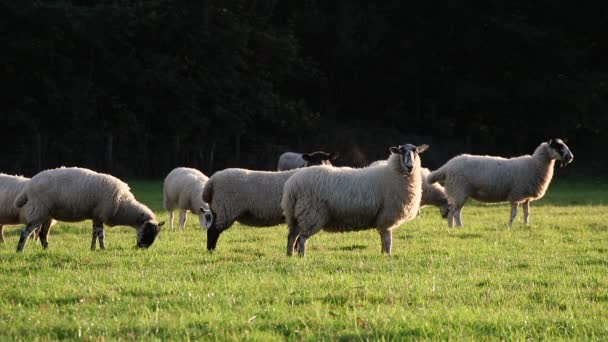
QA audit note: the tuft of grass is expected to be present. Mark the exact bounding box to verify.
[0,178,607,340]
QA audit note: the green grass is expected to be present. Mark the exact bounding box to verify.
[1,177,607,341]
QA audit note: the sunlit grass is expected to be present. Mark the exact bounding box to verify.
[0,177,607,340]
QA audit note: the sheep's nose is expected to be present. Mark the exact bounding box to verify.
[406,165,414,173]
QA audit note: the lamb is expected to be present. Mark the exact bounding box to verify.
[13,167,164,252]
[427,139,574,228]
[163,167,210,231]
[0,174,55,244]
[281,143,428,256]
[277,151,339,171]
[369,161,449,218]
[203,152,338,251]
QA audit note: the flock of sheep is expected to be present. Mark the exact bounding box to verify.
[0,139,573,256]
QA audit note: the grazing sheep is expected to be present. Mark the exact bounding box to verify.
[281,143,428,256]
[277,151,339,171]
[369,161,449,218]
[427,139,574,227]
[14,167,164,252]
[0,174,55,243]
[203,152,338,251]
[163,167,210,231]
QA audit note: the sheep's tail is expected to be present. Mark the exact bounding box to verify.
[202,178,214,204]
[427,167,446,184]
[14,191,28,208]
[280,183,298,228]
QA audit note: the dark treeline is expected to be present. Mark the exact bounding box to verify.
[1,0,606,178]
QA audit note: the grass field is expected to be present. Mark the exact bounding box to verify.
[0,177,607,341]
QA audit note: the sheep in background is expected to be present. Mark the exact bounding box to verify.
[369,161,449,218]
[0,174,55,244]
[203,152,338,251]
[14,167,164,252]
[163,167,210,231]
[277,151,339,171]
[427,139,574,227]
[281,143,428,256]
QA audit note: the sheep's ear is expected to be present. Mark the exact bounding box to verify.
[389,146,400,154]
[417,144,429,153]
[301,154,312,162]
[157,221,165,227]
[329,152,339,160]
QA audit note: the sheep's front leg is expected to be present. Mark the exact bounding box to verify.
[379,230,392,255]
[297,234,309,257]
[508,202,518,227]
[454,206,464,227]
[38,219,54,249]
[179,210,188,230]
[447,207,455,228]
[286,228,300,256]
[522,200,530,225]
[16,223,40,252]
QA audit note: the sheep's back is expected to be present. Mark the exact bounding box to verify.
[164,168,208,210]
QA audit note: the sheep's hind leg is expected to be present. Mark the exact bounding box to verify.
[286,227,300,257]
[179,210,188,230]
[297,234,309,257]
[522,200,530,225]
[91,220,105,250]
[16,222,42,252]
[379,230,393,255]
[453,206,464,227]
[508,202,518,227]
[38,219,54,249]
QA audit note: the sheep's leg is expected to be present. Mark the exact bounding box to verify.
[0,225,4,243]
[38,219,54,249]
[30,227,40,241]
[16,222,41,252]
[179,210,188,230]
[523,200,530,225]
[379,230,393,255]
[297,234,309,257]
[508,202,518,227]
[168,210,174,231]
[454,206,464,227]
[91,221,105,250]
[447,206,455,228]
[286,228,300,256]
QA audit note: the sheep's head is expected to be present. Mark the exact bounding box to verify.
[199,207,214,230]
[547,139,574,167]
[390,144,429,174]
[136,215,164,248]
[302,151,339,167]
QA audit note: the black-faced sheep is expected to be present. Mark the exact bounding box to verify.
[281,144,428,256]
[427,139,574,227]
[203,152,338,251]
[277,151,339,171]
[14,167,164,252]
[163,167,209,231]
[0,174,55,244]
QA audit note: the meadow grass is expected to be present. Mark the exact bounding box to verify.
[0,177,607,341]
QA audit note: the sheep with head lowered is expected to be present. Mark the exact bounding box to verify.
[203,152,338,251]
[369,161,449,219]
[277,151,339,171]
[14,167,164,252]
[427,139,574,227]
[0,174,55,244]
[281,143,428,256]
[163,167,210,231]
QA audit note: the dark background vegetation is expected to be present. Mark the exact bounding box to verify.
[1,0,606,178]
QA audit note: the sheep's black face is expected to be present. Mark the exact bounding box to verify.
[548,139,574,167]
[137,221,164,248]
[301,151,339,167]
[389,144,429,174]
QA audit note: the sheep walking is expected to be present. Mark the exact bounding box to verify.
[427,139,574,227]
[163,167,210,231]
[369,162,449,218]
[14,167,164,252]
[281,144,428,256]
[203,152,337,251]
[0,174,55,244]
[277,151,339,171]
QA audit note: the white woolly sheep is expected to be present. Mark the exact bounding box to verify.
[163,167,210,231]
[14,167,164,252]
[369,161,449,218]
[427,139,574,227]
[281,143,428,256]
[203,152,337,251]
[0,174,55,244]
[277,151,339,171]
